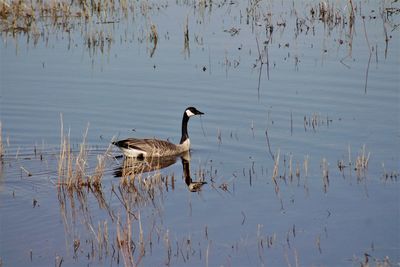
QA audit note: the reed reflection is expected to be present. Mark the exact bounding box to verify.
[181,153,207,192]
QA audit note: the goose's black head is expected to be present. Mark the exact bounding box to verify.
[185,106,204,117]
[180,106,204,144]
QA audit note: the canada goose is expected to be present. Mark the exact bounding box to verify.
[113,107,204,158]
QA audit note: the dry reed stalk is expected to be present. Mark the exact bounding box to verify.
[290,111,293,136]
[149,23,158,57]
[55,255,63,267]
[120,0,128,17]
[348,144,352,166]
[257,224,265,265]
[91,154,106,187]
[265,129,274,160]
[20,165,32,176]
[217,128,222,144]
[251,120,255,138]
[103,220,109,256]
[337,159,345,174]
[355,145,370,178]
[150,23,158,43]
[289,153,293,182]
[116,213,135,267]
[381,163,398,182]
[303,155,310,195]
[73,239,80,257]
[58,117,115,190]
[119,156,149,187]
[0,121,3,160]
[272,149,280,194]
[294,248,299,267]
[73,125,89,186]
[164,229,172,265]
[93,220,111,260]
[316,234,322,254]
[90,142,114,187]
[183,15,190,57]
[58,114,70,186]
[322,157,329,192]
[303,155,309,178]
[138,211,145,258]
[184,14,189,43]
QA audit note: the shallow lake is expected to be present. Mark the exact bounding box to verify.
[1,0,399,266]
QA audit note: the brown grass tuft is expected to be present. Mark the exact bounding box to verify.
[57,115,111,190]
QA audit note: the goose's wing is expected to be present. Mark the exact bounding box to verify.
[113,138,147,151]
[113,138,178,156]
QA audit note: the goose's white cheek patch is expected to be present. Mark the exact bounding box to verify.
[186,109,195,117]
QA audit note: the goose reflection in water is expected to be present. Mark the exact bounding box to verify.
[113,151,207,192]
[181,154,207,192]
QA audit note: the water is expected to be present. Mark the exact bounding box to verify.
[1,1,399,266]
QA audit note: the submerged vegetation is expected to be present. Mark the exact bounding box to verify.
[1,0,399,65]
[0,0,164,57]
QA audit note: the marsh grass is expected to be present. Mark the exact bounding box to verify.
[303,113,332,132]
[56,160,238,267]
[58,183,116,264]
[116,212,137,267]
[0,0,142,57]
[57,116,114,190]
[57,155,167,267]
[3,122,396,267]
[335,144,372,181]
[111,174,171,266]
[2,0,397,74]
[57,121,88,188]
[381,163,399,182]
[355,144,370,179]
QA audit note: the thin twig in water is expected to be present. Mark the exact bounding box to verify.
[255,36,269,101]
[362,17,373,94]
[21,166,32,176]
[265,129,274,161]
[257,63,263,100]
[290,111,293,136]
[199,115,207,138]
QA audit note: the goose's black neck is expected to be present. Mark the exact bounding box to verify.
[180,112,190,144]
